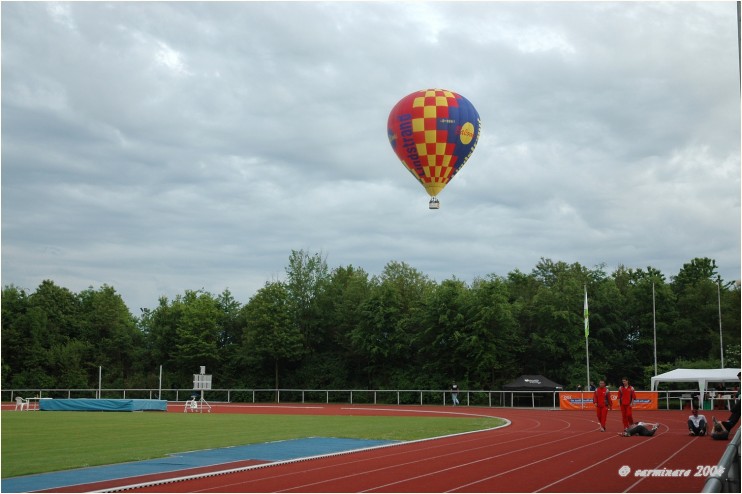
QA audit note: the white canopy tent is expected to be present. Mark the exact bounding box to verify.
[650,368,740,400]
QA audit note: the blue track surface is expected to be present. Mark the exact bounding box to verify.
[2,437,398,493]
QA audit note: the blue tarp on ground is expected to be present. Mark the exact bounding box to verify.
[39,398,167,412]
[1,437,398,493]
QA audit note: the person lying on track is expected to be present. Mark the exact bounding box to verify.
[618,422,659,437]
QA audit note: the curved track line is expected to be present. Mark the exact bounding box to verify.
[367,428,596,493]
[273,418,580,492]
[531,425,672,492]
[620,435,697,493]
[197,429,514,493]
[91,407,727,493]
[98,422,510,493]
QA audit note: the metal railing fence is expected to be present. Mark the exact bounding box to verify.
[702,428,741,493]
[2,387,564,408]
[2,388,728,410]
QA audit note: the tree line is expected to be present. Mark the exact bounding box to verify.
[2,252,740,393]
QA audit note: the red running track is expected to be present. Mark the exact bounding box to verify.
[86,404,736,492]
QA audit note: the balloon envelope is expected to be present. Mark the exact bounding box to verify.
[387,89,481,198]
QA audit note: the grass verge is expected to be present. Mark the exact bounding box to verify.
[1,411,504,478]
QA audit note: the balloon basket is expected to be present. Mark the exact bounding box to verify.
[429,198,440,209]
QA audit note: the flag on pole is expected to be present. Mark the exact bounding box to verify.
[583,287,589,338]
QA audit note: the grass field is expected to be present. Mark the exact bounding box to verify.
[1,411,504,478]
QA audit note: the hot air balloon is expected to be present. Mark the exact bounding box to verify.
[387,88,481,209]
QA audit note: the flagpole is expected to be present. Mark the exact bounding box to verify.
[584,286,590,407]
[584,335,590,411]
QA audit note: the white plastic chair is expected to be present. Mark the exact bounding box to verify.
[15,396,29,411]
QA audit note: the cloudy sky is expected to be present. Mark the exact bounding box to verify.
[2,1,740,313]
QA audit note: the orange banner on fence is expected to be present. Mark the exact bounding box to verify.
[559,391,658,410]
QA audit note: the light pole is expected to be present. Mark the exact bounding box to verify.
[716,277,724,368]
[652,282,657,376]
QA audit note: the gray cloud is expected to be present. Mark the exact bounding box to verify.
[2,1,739,311]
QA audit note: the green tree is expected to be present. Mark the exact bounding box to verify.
[172,290,223,378]
[2,254,739,393]
[526,259,596,385]
[469,275,523,388]
[350,261,434,388]
[139,290,225,388]
[609,266,675,387]
[351,280,402,387]
[29,281,85,387]
[671,258,720,360]
[28,280,83,342]
[78,285,143,387]
[47,340,91,388]
[297,265,371,388]
[672,257,718,291]
[505,269,540,379]
[215,289,246,386]
[1,285,33,387]
[418,278,471,388]
[284,249,329,352]
[139,297,179,386]
[241,281,304,389]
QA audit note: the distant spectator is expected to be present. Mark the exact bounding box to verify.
[451,382,459,406]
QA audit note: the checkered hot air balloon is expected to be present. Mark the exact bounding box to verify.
[387,89,481,209]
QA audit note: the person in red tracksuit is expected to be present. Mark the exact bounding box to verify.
[617,377,637,430]
[593,380,612,431]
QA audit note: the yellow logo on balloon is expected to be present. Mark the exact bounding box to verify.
[459,122,475,145]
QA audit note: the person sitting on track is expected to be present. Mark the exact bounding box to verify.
[716,371,742,433]
[687,409,707,436]
[619,422,659,437]
[710,417,730,440]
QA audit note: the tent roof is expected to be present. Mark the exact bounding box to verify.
[503,374,563,390]
[650,368,740,392]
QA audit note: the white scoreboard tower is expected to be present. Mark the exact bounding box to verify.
[185,366,212,413]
